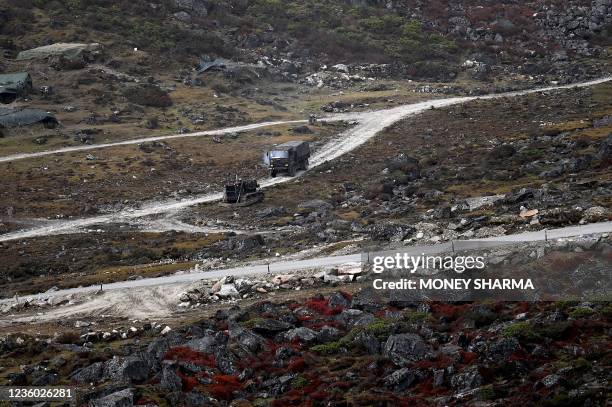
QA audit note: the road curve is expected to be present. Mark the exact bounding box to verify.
[0,76,610,243]
[0,77,609,164]
[2,221,610,304]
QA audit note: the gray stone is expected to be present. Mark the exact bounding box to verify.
[353,331,380,354]
[185,335,216,353]
[316,326,342,343]
[160,366,182,392]
[217,284,240,299]
[103,356,149,383]
[451,366,483,391]
[282,327,318,343]
[229,324,266,353]
[383,368,416,392]
[487,337,520,361]
[252,319,294,335]
[328,292,351,309]
[384,334,432,366]
[89,389,133,407]
[70,362,105,384]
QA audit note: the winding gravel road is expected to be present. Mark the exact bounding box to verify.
[0,76,610,243]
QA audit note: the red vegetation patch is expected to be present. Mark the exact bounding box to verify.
[288,357,306,372]
[272,392,314,407]
[309,390,329,401]
[430,303,471,320]
[513,302,531,314]
[338,291,353,301]
[508,350,529,362]
[205,375,243,400]
[177,370,198,392]
[296,314,314,322]
[415,355,453,370]
[135,397,156,405]
[287,301,301,311]
[163,346,215,367]
[334,381,352,389]
[412,378,448,397]
[460,351,478,364]
[305,298,342,315]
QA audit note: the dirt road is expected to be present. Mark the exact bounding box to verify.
[0,77,610,243]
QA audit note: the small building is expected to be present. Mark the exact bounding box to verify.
[0,72,33,104]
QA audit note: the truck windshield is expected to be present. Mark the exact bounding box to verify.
[269,150,289,159]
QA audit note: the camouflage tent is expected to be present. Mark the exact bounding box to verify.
[0,72,32,104]
[0,107,58,128]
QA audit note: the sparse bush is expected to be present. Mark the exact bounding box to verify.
[123,85,172,108]
[55,331,81,344]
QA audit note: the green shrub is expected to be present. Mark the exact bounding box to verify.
[503,321,538,340]
[365,318,393,337]
[292,376,309,389]
[569,307,595,319]
[311,341,342,355]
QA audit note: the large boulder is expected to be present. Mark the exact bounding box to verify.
[384,334,432,366]
[387,154,421,180]
[450,366,483,392]
[383,368,416,392]
[328,292,351,309]
[486,337,520,361]
[103,356,149,383]
[228,323,267,353]
[298,199,333,212]
[174,0,208,17]
[281,327,318,344]
[353,332,381,354]
[159,366,182,392]
[17,43,101,61]
[350,288,382,313]
[224,234,265,252]
[252,319,294,336]
[335,309,376,328]
[71,362,105,384]
[89,389,133,407]
[368,223,415,242]
[146,332,183,361]
[597,134,612,165]
[185,334,217,353]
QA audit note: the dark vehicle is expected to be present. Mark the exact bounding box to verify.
[266,140,310,177]
[223,176,264,206]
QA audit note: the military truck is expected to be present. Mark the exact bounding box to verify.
[223,176,264,206]
[266,140,310,177]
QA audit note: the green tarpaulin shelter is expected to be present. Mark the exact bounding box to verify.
[0,107,58,128]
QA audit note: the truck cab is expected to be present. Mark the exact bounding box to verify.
[266,141,310,177]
